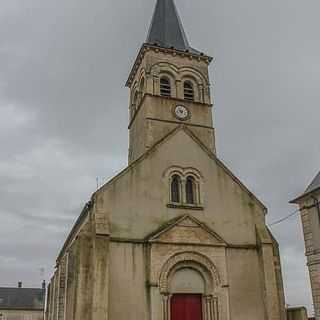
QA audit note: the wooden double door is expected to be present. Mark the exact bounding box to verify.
[170,294,203,320]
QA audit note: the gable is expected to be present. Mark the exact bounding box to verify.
[94,125,266,243]
[147,215,227,246]
[96,125,265,212]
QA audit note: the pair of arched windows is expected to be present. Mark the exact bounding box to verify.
[171,175,198,205]
[160,77,195,101]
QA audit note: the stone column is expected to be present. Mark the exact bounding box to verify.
[213,296,219,320]
[153,75,160,95]
[146,73,153,95]
[203,295,219,320]
[198,84,204,103]
[204,85,211,105]
[176,79,182,99]
[162,294,170,320]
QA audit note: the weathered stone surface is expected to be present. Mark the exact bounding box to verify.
[46,1,287,319]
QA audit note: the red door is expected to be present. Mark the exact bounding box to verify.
[170,294,203,320]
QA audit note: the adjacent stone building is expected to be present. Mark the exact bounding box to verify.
[0,282,45,320]
[291,171,320,320]
[46,0,287,319]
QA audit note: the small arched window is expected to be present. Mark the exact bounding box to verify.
[160,77,171,97]
[171,175,181,203]
[184,81,194,101]
[186,176,196,204]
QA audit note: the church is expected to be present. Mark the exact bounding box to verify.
[46,1,287,319]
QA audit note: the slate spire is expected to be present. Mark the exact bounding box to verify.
[146,0,200,54]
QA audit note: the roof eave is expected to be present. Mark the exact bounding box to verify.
[290,186,320,204]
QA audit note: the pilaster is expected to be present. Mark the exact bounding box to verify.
[260,243,282,320]
[91,234,110,320]
[57,256,67,320]
[91,199,110,320]
[74,232,93,320]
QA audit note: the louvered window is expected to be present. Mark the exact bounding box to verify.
[160,77,171,97]
[184,81,194,101]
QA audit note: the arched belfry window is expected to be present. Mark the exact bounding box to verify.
[186,176,196,204]
[160,77,171,97]
[184,81,194,101]
[171,175,181,203]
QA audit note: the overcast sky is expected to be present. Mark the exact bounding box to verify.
[0,0,318,315]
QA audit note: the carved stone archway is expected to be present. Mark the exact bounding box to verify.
[159,252,220,320]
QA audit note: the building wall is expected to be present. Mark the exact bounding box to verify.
[95,129,283,319]
[0,309,43,320]
[297,193,320,319]
[227,248,266,320]
[108,242,148,320]
[105,236,271,320]
[46,127,286,320]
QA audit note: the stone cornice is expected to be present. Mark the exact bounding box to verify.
[109,237,258,250]
[126,43,213,88]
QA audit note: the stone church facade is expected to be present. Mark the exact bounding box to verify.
[46,0,287,319]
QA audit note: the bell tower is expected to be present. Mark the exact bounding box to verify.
[126,0,215,164]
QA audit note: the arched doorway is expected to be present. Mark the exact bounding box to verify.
[170,268,204,320]
[159,252,220,320]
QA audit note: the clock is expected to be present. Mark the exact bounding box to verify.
[174,105,190,121]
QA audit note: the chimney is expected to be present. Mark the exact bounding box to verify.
[18,282,22,288]
[42,280,46,290]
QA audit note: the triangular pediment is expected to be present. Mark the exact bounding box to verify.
[147,215,227,246]
[96,125,266,213]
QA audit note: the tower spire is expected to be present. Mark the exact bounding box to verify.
[146,0,200,54]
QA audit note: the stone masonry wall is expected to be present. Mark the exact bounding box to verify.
[300,201,320,319]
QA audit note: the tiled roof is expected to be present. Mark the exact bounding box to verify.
[0,287,45,310]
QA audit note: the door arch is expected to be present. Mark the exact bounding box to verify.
[159,252,220,320]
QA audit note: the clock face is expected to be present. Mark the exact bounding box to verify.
[174,105,190,121]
